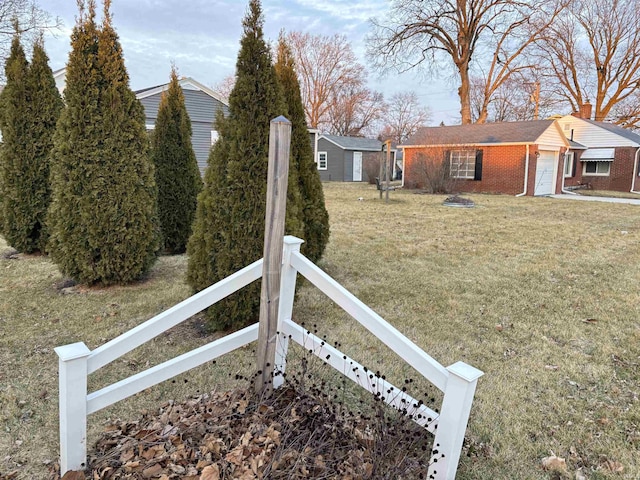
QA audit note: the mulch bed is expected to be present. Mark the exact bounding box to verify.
[50,385,432,480]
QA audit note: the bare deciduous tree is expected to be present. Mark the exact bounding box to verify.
[287,31,385,135]
[470,74,559,122]
[379,91,430,143]
[326,85,386,137]
[212,73,235,100]
[367,0,566,124]
[0,0,60,73]
[536,0,640,124]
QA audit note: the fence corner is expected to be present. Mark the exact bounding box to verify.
[55,342,91,475]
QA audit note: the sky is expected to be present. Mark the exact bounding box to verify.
[43,0,461,126]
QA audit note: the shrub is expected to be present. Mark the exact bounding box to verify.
[187,0,291,331]
[151,66,202,254]
[47,0,158,285]
[412,150,459,194]
[0,33,61,253]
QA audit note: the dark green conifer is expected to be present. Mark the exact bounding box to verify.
[152,66,202,253]
[0,31,41,252]
[187,0,302,331]
[47,0,158,285]
[275,35,330,262]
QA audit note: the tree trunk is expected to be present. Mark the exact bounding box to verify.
[458,62,473,124]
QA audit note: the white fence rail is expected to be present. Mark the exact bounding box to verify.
[56,236,482,479]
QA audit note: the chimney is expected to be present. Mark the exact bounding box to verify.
[580,102,592,120]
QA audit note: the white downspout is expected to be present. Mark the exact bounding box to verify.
[561,151,578,195]
[401,147,405,188]
[631,147,640,194]
[516,144,530,197]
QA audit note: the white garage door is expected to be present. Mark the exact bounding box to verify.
[534,151,556,196]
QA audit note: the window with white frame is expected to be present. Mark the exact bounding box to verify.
[317,151,328,170]
[449,150,476,179]
[564,152,574,177]
[583,161,610,176]
[211,130,219,145]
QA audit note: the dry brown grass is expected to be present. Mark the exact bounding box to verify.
[1,182,640,479]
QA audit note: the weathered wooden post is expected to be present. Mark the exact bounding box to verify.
[385,139,391,204]
[255,116,292,393]
[54,341,91,474]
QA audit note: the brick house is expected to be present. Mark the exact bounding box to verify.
[557,105,640,194]
[400,120,570,196]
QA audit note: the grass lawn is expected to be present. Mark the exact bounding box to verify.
[1,182,639,479]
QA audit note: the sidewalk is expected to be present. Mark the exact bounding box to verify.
[550,194,640,205]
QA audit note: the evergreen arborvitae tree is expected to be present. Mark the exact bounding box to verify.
[187,0,303,331]
[275,35,330,263]
[0,33,32,250]
[48,0,158,285]
[152,66,202,253]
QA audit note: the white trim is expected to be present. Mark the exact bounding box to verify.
[449,150,476,179]
[582,161,610,176]
[317,151,328,170]
[145,124,155,130]
[319,135,381,152]
[631,148,640,193]
[136,77,229,106]
[563,151,574,178]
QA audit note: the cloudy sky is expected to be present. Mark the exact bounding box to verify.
[43,0,460,125]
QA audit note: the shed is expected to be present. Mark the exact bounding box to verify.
[316,134,382,182]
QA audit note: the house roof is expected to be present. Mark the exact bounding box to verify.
[403,120,563,147]
[319,134,382,151]
[582,119,640,145]
[568,139,587,150]
[134,77,228,106]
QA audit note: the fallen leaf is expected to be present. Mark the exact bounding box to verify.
[582,318,597,324]
[61,472,85,480]
[200,465,220,480]
[225,445,244,466]
[142,463,164,478]
[602,459,624,473]
[542,454,567,471]
[545,365,559,371]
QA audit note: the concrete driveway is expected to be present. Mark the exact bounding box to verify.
[550,194,640,205]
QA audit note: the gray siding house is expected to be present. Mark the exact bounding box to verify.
[316,134,382,182]
[136,77,229,174]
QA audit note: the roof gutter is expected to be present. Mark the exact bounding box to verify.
[631,147,640,194]
[515,145,530,197]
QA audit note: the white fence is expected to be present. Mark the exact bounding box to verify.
[55,236,483,479]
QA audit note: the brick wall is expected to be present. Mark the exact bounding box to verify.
[404,145,532,195]
[563,147,637,192]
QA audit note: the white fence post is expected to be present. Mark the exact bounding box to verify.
[273,235,304,388]
[54,342,91,475]
[429,361,484,480]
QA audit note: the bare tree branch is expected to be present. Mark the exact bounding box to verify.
[0,0,61,75]
[536,0,640,124]
[378,91,431,143]
[367,0,566,124]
